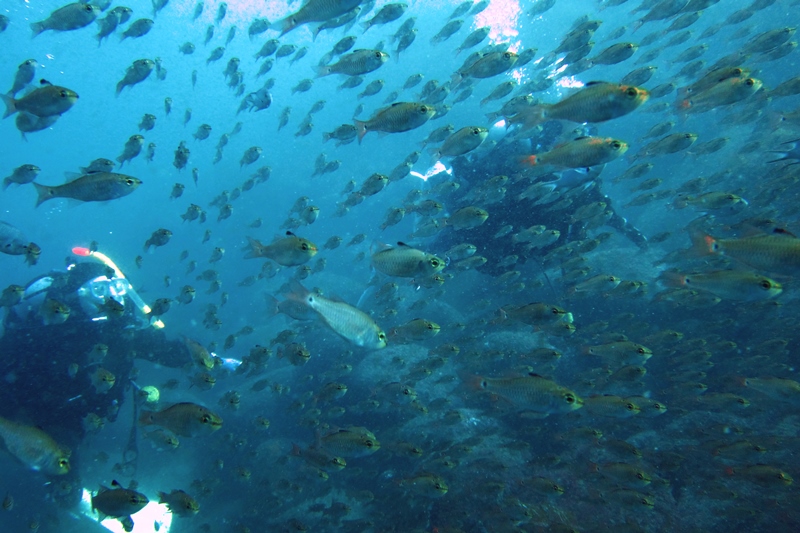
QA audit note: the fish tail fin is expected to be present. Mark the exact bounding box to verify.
[30,22,45,38]
[290,442,302,456]
[32,182,51,208]
[518,155,538,167]
[354,119,367,144]
[322,132,332,143]
[0,93,16,119]
[264,294,280,318]
[157,491,167,503]
[244,237,263,259]
[2,178,11,190]
[115,82,124,96]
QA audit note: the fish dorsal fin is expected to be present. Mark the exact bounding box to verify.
[584,81,607,87]
[396,241,412,248]
[63,171,84,183]
[111,480,123,489]
[285,231,297,238]
[39,79,52,87]
[573,136,590,141]
[527,372,543,378]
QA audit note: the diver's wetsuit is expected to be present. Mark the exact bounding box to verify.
[0,262,185,506]
[431,124,648,277]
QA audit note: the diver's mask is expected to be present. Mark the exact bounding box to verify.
[77,275,129,319]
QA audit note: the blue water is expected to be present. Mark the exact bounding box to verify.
[1,0,800,531]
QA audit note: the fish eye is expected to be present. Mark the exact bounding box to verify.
[301,243,308,250]
[565,394,575,404]
[760,280,773,289]
[611,141,622,149]
[637,473,644,479]
[552,484,560,491]
[626,43,634,48]
[637,347,646,354]
[654,403,663,409]
[734,68,743,75]
[59,459,69,467]
[430,259,440,267]
[419,105,429,113]
[503,52,511,59]
[375,51,383,58]
[641,498,650,505]
[60,90,68,97]
[551,307,561,314]
[737,398,746,404]
[625,87,638,97]
[472,128,481,134]
[745,78,755,86]
[626,403,636,410]
[427,323,434,329]
[365,440,374,447]
[202,414,211,423]
[85,5,93,10]
[125,178,135,185]
[434,483,442,489]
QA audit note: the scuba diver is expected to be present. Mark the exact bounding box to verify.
[429,120,648,277]
[0,246,186,509]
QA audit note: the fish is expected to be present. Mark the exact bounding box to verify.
[521,136,629,169]
[245,231,318,266]
[32,172,141,207]
[283,280,387,349]
[318,427,380,457]
[467,373,583,414]
[0,416,71,475]
[1,80,79,119]
[275,0,362,36]
[290,443,346,471]
[31,2,100,37]
[182,335,215,370]
[90,367,116,394]
[660,270,782,300]
[91,480,148,520]
[116,59,155,95]
[139,402,223,437]
[144,229,172,251]
[432,126,488,159]
[158,490,199,516]
[371,242,445,278]
[317,49,388,77]
[120,18,154,41]
[40,298,70,325]
[692,231,800,276]
[354,102,436,143]
[509,82,649,129]
[8,59,37,97]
